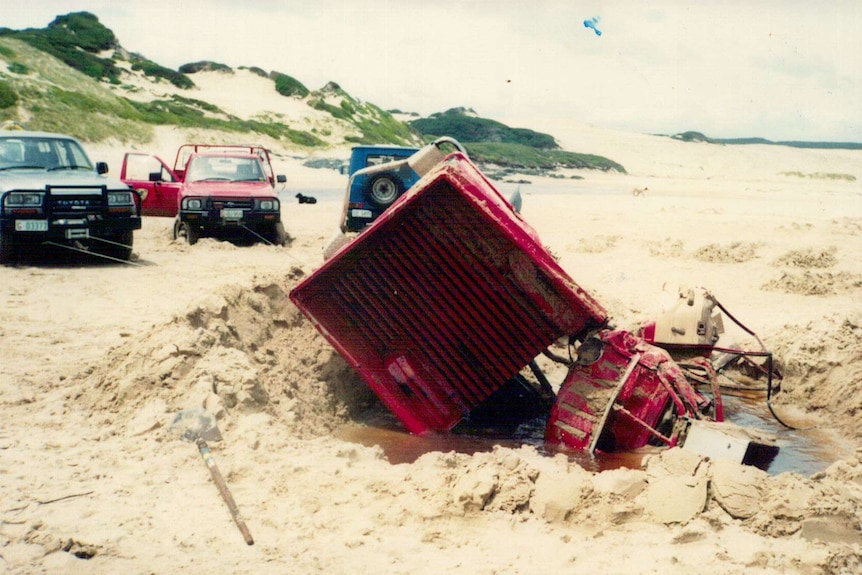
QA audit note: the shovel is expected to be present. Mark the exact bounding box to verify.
[171,407,254,545]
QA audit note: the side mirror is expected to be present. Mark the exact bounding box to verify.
[276,175,286,183]
[149,171,163,182]
[507,187,523,214]
[96,162,109,174]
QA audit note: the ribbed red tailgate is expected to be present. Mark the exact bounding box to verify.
[290,153,607,434]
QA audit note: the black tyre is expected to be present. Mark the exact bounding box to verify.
[175,220,199,245]
[364,172,405,209]
[0,229,18,265]
[269,221,289,246]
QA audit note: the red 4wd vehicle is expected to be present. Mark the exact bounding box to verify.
[121,144,288,245]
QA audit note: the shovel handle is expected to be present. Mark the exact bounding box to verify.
[197,439,254,545]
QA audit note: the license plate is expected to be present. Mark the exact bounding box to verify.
[351,209,373,218]
[14,220,48,232]
[66,228,89,239]
[221,208,244,220]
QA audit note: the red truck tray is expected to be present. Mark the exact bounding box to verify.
[290,153,608,434]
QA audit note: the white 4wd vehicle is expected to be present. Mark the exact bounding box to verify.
[0,130,141,264]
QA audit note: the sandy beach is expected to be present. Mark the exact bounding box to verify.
[2,72,862,573]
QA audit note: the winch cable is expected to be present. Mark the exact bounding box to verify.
[42,240,143,266]
[238,223,311,269]
[542,348,573,366]
[708,291,813,431]
[239,224,275,246]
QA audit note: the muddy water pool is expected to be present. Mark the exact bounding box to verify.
[336,394,850,476]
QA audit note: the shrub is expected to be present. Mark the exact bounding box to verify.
[8,62,28,74]
[271,72,309,98]
[240,66,268,78]
[0,81,18,108]
[178,61,233,74]
[131,59,194,89]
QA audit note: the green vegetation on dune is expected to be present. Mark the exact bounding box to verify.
[124,98,325,147]
[408,108,625,172]
[129,59,194,89]
[179,61,233,74]
[670,130,862,151]
[1,12,123,84]
[0,37,153,141]
[466,142,626,173]
[272,72,309,98]
[779,171,856,181]
[0,11,194,89]
[0,81,18,109]
[309,84,419,146]
[0,37,321,146]
[411,109,559,149]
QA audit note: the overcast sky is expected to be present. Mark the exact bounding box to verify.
[4,1,861,142]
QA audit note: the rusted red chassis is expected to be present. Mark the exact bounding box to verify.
[546,329,719,453]
[290,152,761,454]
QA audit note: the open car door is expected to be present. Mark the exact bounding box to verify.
[121,153,182,217]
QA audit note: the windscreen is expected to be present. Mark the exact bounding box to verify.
[0,136,92,171]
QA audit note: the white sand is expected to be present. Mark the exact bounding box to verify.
[1,71,861,573]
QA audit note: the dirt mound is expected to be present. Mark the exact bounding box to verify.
[761,270,862,295]
[692,241,760,263]
[646,238,685,258]
[75,270,372,439]
[407,445,862,542]
[574,234,621,254]
[768,312,862,439]
[772,247,837,269]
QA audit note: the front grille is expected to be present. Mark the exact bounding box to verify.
[211,198,253,210]
[49,195,103,218]
[290,154,608,434]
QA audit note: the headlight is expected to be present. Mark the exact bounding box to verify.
[107,191,135,206]
[258,199,278,211]
[4,192,44,207]
[183,198,204,210]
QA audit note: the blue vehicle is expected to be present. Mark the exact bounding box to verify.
[339,137,469,233]
[340,145,419,233]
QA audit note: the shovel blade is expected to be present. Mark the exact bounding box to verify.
[171,407,223,442]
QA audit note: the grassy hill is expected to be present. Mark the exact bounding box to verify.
[0,12,421,149]
[411,108,625,172]
[411,108,559,149]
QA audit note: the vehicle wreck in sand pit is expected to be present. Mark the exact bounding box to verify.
[291,140,779,466]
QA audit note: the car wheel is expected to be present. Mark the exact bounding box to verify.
[176,221,199,245]
[270,222,289,246]
[0,229,18,265]
[364,172,405,209]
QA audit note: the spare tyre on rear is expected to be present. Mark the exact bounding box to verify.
[364,172,405,209]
